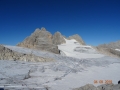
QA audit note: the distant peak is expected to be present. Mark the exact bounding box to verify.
[56,31,60,33]
[34,28,40,32]
[70,34,79,37]
[41,27,46,31]
[68,34,85,45]
[54,31,61,34]
[33,28,41,34]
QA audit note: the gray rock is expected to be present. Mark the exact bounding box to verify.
[97,84,114,90]
[113,84,120,90]
[98,41,120,49]
[96,40,120,58]
[68,34,85,45]
[73,84,97,90]
[35,43,60,54]
[52,31,66,45]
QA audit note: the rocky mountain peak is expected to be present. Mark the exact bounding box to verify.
[17,28,59,54]
[55,31,61,34]
[68,34,85,45]
[52,31,66,45]
[33,27,47,35]
[35,28,40,31]
[41,27,46,31]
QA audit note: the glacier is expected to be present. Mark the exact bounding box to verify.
[0,39,120,90]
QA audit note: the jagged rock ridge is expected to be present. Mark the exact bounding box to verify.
[97,40,120,58]
[98,41,120,49]
[17,27,85,53]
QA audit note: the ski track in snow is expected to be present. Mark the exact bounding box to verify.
[0,40,120,90]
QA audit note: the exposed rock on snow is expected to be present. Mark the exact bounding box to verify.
[0,45,54,62]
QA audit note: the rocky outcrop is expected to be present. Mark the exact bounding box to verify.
[98,41,120,49]
[96,46,120,58]
[68,34,85,45]
[97,40,120,58]
[73,84,120,90]
[0,45,54,62]
[17,27,60,54]
[73,84,96,90]
[52,31,66,45]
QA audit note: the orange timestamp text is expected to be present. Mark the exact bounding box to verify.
[94,80,112,84]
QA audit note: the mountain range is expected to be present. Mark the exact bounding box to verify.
[16,27,120,58]
[0,27,120,90]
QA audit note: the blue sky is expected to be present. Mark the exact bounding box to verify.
[0,0,120,46]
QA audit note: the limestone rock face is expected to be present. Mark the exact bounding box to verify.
[98,41,120,49]
[17,27,60,54]
[97,40,120,58]
[0,45,54,62]
[52,31,66,45]
[18,27,53,47]
[96,46,120,58]
[68,34,85,45]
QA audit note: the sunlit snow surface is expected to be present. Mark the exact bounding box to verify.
[58,38,104,59]
[0,42,120,90]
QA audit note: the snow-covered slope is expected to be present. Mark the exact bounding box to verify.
[0,45,120,90]
[58,38,104,59]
